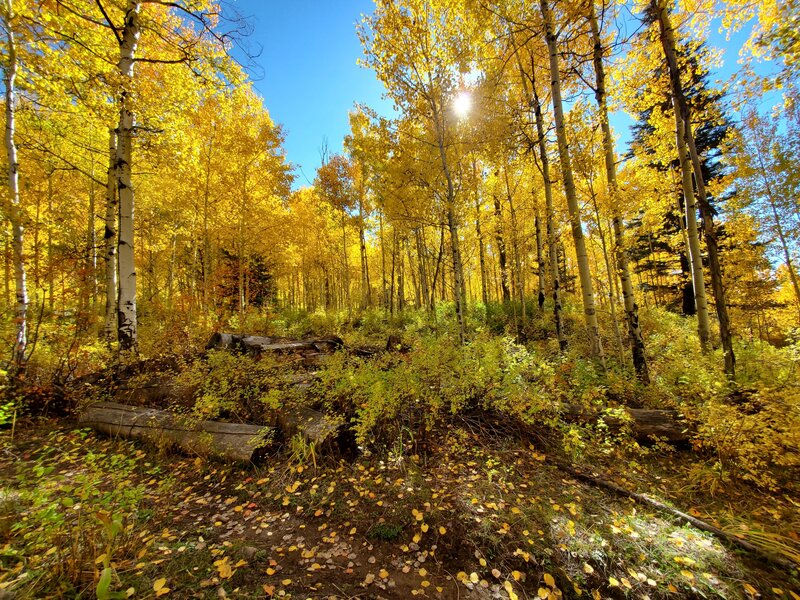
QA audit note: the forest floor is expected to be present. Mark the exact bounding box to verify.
[1,418,798,600]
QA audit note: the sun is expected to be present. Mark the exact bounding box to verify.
[453,91,472,118]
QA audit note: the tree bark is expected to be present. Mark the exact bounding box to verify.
[528,53,566,350]
[588,3,649,382]
[116,0,141,352]
[104,129,118,342]
[541,0,604,361]
[534,204,546,311]
[2,0,27,373]
[652,0,735,377]
[493,190,512,304]
[473,159,489,306]
[651,0,715,357]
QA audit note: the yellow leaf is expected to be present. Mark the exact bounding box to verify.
[421,523,429,532]
[153,578,167,592]
[379,569,389,578]
[470,572,479,583]
[538,588,549,599]
[592,590,601,600]
[266,567,276,576]
[583,563,594,574]
[544,573,555,587]
[155,588,170,598]
[281,578,292,586]
[743,583,759,596]
[439,526,447,535]
[681,570,694,580]
[262,584,275,596]
[512,570,523,581]
[609,577,620,587]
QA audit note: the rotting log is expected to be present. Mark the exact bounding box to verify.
[80,402,272,462]
[206,333,344,356]
[277,406,342,451]
[562,404,691,443]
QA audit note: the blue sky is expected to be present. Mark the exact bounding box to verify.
[226,2,780,189]
[227,1,392,188]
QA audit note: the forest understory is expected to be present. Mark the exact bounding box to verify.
[1,304,799,599]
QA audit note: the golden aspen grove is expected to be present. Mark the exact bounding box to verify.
[1,0,800,598]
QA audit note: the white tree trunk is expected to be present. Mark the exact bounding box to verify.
[104,129,118,342]
[116,0,141,352]
[541,0,604,362]
[651,0,711,351]
[2,0,27,372]
[588,3,649,382]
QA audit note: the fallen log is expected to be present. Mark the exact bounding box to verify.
[206,333,343,356]
[562,404,691,443]
[550,459,797,572]
[79,402,272,462]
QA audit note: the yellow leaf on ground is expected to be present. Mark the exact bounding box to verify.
[544,573,555,587]
[153,578,167,592]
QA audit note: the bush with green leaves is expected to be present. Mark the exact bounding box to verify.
[175,350,291,422]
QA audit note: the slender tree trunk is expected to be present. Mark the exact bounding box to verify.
[541,0,604,361]
[116,0,141,352]
[588,3,649,381]
[765,176,800,315]
[534,203,546,311]
[504,166,526,318]
[2,0,27,372]
[104,129,118,342]
[473,159,489,305]
[358,173,371,308]
[430,225,445,312]
[202,122,216,312]
[650,0,712,353]
[431,98,466,341]
[415,228,430,309]
[529,53,566,350]
[87,130,98,310]
[341,213,350,311]
[389,230,396,315]
[493,190,511,304]
[379,209,387,310]
[653,1,735,376]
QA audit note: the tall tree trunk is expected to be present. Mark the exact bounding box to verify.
[504,166,526,318]
[87,130,98,310]
[415,228,430,309]
[493,190,511,304]
[358,173,371,309]
[431,98,466,342]
[116,0,141,352]
[588,3,649,382]
[534,203,546,310]
[104,129,118,342]
[2,0,27,373]
[541,0,604,361]
[651,0,735,377]
[528,52,566,350]
[473,159,489,306]
[650,0,712,353]
[201,122,216,313]
[379,209,388,310]
[341,213,350,311]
